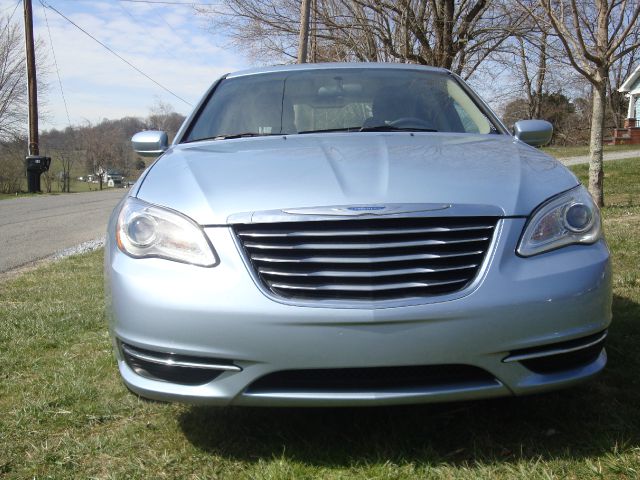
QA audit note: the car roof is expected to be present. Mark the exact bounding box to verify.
[226,62,451,79]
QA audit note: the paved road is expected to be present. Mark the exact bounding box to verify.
[557,149,640,166]
[0,189,125,273]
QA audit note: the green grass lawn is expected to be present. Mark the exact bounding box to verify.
[1,160,639,479]
[0,180,130,200]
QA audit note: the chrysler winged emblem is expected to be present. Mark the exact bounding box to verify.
[282,203,452,216]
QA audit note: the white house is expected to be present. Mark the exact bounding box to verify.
[613,64,640,144]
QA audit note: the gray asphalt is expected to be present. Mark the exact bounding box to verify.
[0,189,125,273]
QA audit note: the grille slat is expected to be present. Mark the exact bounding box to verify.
[270,278,469,292]
[238,224,494,238]
[243,236,490,250]
[251,250,484,264]
[259,264,478,278]
[234,216,498,302]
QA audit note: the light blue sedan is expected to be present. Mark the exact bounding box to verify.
[105,63,611,406]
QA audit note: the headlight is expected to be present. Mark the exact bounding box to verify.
[517,185,602,257]
[116,197,218,267]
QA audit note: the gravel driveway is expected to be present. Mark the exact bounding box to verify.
[556,149,640,166]
[0,189,125,273]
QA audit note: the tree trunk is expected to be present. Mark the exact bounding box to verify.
[533,31,548,119]
[588,82,606,207]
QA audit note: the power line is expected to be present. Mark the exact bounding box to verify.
[0,1,20,49]
[40,0,72,127]
[118,1,185,62]
[0,0,21,37]
[1,1,20,14]
[0,1,20,37]
[40,1,192,107]
[154,9,188,40]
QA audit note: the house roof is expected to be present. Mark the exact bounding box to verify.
[619,64,640,93]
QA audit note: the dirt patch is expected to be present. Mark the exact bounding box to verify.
[0,257,55,284]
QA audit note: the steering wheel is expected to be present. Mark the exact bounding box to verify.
[389,117,435,130]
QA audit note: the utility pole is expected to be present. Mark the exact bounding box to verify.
[310,0,317,62]
[24,0,38,156]
[297,0,311,63]
[23,0,50,193]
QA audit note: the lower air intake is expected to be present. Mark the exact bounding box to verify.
[120,342,240,386]
[245,364,498,393]
[504,330,607,374]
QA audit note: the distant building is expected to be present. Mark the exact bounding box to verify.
[612,65,640,144]
[83,170,125,186]
[103,169,124,187]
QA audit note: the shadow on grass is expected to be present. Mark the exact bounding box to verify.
[178,294,640,466]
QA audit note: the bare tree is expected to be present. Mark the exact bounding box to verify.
[0,138,27,193]
[58,134,76,193]
[42,126,80,193]
[0,13,49,143]
[532,0,640,206]
[80,118,149,189]
[0,15,27,141]
[83,123,108,191]
[147,99,185,141]
[516,29,549,119]
[200,0,525,79]
[495,11,587,127]
[41,168,53,193]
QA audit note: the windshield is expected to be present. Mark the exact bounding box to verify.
[183,68,498,142]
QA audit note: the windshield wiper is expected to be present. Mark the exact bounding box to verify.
[188,132,283,142]
[298,127,361,134]
[359,125,438,133]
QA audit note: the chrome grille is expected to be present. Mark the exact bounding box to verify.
[234,216,498,302]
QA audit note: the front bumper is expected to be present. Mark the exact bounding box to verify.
[105,218,612,406]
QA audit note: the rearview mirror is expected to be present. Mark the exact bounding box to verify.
[132,130,169,157]
[513,120,553,147]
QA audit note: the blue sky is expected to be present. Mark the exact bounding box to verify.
[1,0,250,130]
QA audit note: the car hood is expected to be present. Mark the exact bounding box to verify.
[136,132,578,225]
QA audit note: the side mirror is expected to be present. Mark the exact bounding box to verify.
[131,130,169,157]
[513,120,553,147]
